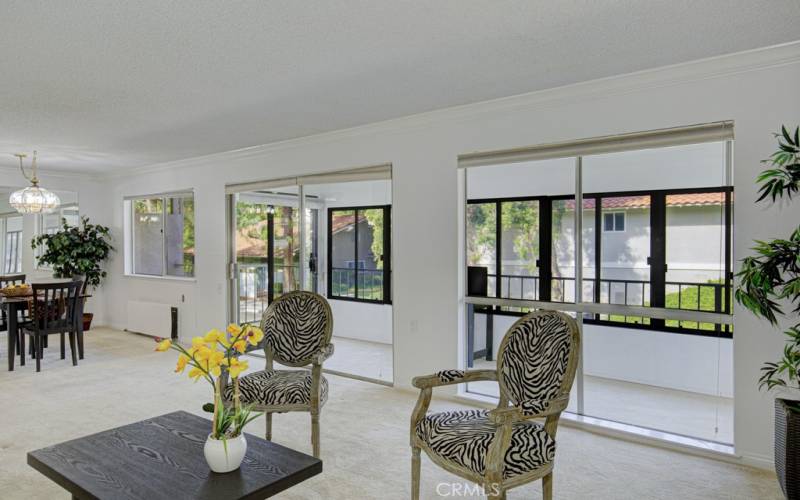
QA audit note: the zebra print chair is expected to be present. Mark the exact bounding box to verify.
[224,291,333,458]
[410,310,580,500]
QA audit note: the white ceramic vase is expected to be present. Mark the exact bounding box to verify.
[204,434,247,473]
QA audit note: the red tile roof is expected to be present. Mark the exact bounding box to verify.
[564,192,724,210]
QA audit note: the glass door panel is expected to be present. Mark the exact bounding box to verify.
[233,186,301,324]
[581,142,732,444]
[302,179,393,383]
[272,203,300,299]
[500,200,540,302]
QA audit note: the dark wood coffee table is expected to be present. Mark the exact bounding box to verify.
[27,411,322,499]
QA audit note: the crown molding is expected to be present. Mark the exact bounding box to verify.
[0,165,97,183]
[106,41,800,181]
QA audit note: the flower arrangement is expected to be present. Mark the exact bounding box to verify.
[155,323,264,442]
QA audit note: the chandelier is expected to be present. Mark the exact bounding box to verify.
[9,151,60,214]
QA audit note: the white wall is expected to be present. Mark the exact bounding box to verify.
[472,312,733,398]
[99,43,800,465]
[0,170,111,324]
[330,300,392,344]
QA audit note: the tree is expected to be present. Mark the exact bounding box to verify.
[363,209,385,269]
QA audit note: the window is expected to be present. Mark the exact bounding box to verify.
[2,216,23,274]
[462,130,735,445]
[467,187,731,337]
[35,205,81,268]
[327,205,391,303]
[127,193,195,278]
[603,212,625,232]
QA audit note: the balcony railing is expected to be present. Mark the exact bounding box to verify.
[330,267,384,301]
[480,273,731,337]
[237,263,299,324]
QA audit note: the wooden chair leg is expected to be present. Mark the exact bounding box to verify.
[60,333,65,359]
[411,446,421,500]
[35,336,42,372]
[69,332,78,366]
[19,334,25,366]
[265,413,272,441]
[311,411,320,458]
[486,484,505,500]
[542,471,553,500]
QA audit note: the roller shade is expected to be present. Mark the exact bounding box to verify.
[225,164,391,195]
[458,121,734,168]
[124,190,194,200]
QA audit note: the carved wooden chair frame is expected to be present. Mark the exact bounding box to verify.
[409,310,580,500]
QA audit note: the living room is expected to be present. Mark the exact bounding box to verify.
[1,2,799,499]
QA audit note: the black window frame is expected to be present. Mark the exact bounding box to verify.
[327,205,391,304]
[466,185,733,338]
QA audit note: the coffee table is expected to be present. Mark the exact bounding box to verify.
[27,411,322,499]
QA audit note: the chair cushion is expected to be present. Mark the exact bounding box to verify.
[225,370,328,407]
[415,409,555,479]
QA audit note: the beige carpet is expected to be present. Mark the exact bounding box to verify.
[0,328,781,499]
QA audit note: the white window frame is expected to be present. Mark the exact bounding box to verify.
[602,211,626,232]
[1,214,23,275]
[34,203,81,269]
[124,191,195,281]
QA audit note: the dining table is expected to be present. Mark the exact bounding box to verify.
[1,291,91,371]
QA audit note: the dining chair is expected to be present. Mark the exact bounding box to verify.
[1,274,26,353]
[19,281,82,372]
[410,310,580,500]
[223,291,334,458]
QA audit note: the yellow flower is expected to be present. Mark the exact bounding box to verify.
[154,339,172,352]
[192,345,212,361]
[188,366,204,381]
[191,337,207,349]
[208,350,225,366]
[175,354,189,373]
[223,357,249,378]
[232,340,247,353]
[246,326,264,346]
[227,323,243,337]
[204,329,225,344]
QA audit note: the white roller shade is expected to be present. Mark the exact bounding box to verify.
[124,190,194,200]
[458,121,734,168]
[299,164,392,185]
[224,177,297,195]
[225,164,391,195]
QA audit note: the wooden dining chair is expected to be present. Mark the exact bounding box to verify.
[19,281,82,372]
[1,274,26,353]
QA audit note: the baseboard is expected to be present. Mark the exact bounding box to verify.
[739,452,774,471]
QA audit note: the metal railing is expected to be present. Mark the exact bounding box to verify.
[330,267,384,301]
[481,273,730,336]
[237,263,300,324]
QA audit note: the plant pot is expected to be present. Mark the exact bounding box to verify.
[83,313,94,331]
[775,398,800,499]
[203,434,247,473]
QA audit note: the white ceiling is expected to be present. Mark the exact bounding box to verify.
[1,1,798,174]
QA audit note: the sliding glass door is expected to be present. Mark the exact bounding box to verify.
[226,166,394,384]
[232,187,319,324]
[461,131,734,445]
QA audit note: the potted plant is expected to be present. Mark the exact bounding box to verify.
[30,216,113,330]
[736,125,800,499]
[155,323,264,473]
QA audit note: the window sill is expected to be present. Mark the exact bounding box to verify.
[124,273,197,283]
[454,390,736,460]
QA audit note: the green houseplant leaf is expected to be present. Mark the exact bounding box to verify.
[736,126,800,412]
[30,216,113,289]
